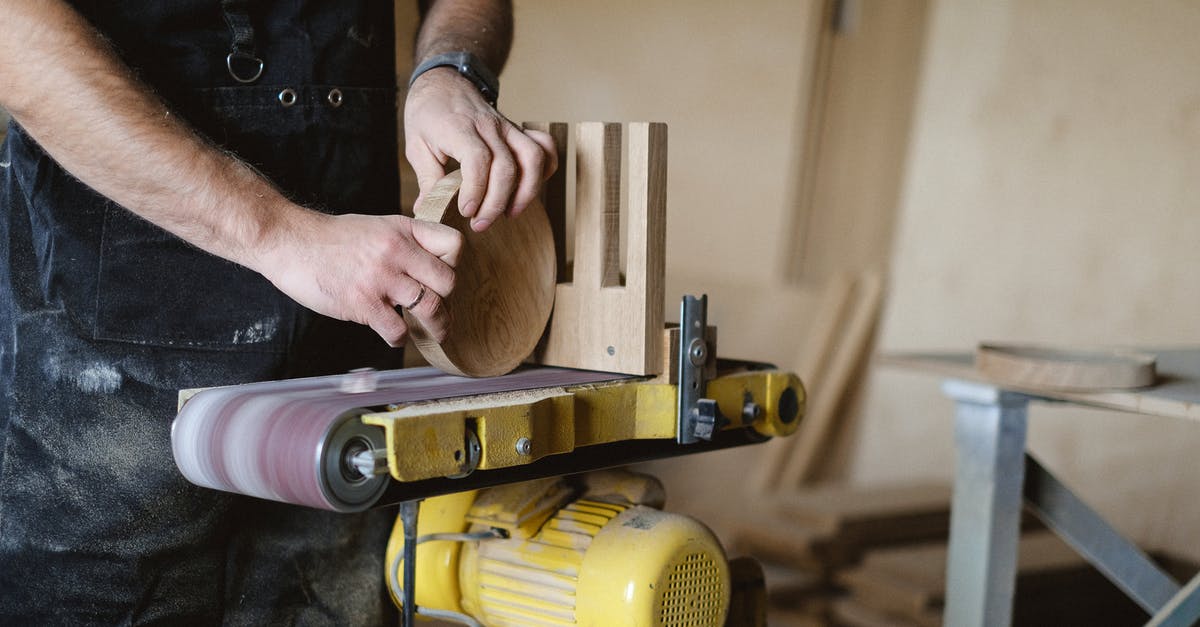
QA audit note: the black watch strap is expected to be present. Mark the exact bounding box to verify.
[409,51,500,107]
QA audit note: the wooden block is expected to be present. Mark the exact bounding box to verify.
[403,171,557,377]
[651,324,718,385]
[976,343,1157,390]
[530,122,667,375]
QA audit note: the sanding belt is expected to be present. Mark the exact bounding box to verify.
[172,366,626,511]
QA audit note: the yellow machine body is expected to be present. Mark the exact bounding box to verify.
[387,471,731,626]
[361,369,804,484]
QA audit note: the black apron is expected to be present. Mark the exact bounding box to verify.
[0,1,403,623]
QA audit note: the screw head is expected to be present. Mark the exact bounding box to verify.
[515,437,532,456]
[688,338,707,366]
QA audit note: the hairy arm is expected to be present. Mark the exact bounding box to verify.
[0,0,462,345]
[405,0,556,231]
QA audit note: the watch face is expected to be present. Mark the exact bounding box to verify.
[458,55,499,107]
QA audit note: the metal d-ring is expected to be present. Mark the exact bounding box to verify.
[226,51,264,84]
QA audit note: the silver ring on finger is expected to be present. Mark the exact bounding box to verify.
[403,285,427,310]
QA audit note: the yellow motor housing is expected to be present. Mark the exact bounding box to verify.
[387,472,731,626]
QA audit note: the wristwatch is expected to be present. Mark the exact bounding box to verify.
[409,51,500,107]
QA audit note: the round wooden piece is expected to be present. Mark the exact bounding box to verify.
[403,171,556,377]
[975,343,1157,391]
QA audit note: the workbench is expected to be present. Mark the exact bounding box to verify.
[884,349,1200,627]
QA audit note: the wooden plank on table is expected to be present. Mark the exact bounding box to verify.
[975,343,1157,390]
[533,122,667,376]
[880,348,1200,423]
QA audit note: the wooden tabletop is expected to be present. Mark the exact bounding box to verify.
[880,349,1200,423]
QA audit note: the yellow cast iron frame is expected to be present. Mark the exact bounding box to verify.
[360,368,804,484]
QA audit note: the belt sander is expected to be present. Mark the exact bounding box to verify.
[173,356,802,626]
[171,122,807,626]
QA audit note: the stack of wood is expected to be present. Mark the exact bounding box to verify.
[833,531,1159,626]
[724,480,1195,626]
[726,482,954,625]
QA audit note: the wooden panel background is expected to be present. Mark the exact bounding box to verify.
[384,1,1200,570]
[845,0,1200,564]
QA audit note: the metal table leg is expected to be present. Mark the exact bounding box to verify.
[1023,454,1180,615]
[1148,572,1200,627]
[942,380,1031,627]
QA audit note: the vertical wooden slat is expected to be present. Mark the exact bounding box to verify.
[525,122,569,280]
[574,122,622,289]
[626,122,668,373]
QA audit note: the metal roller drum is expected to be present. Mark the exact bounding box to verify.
[172,384,389,512]
[172,367,627,511]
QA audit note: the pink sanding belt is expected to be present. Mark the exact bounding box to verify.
[171,366,628,511]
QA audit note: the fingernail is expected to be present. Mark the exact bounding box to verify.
[472,218,492,231]
[461,200,479,218]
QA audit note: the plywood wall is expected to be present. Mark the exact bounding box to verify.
[503,0,822,294]
[409,0,1200,563]
[844,0,1200,562]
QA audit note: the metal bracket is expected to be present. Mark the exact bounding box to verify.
[677,295,725,443]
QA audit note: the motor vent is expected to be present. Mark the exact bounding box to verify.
[660,551,725,626]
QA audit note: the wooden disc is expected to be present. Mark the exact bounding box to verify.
[403,171,556,377]
[975,343,1157,390]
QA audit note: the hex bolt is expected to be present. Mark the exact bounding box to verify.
[515,437,532,456]
[688,338,707,366]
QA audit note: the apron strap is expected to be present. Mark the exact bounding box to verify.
[221,0,264,83]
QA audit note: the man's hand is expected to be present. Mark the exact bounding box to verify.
[408,0,557,233]
[405,69,556,232]
[255,209,464,347]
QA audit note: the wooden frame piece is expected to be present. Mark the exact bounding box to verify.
[526,121,668,375]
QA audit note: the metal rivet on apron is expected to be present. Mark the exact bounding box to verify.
[278,88,297,107]
[327,88,343,108]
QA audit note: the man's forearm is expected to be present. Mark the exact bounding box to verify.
[0,0,297,273]
[415,0,513,71]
